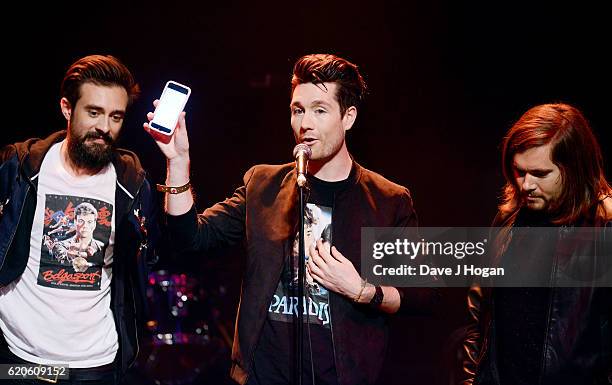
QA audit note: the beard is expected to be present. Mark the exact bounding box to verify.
[67,128,115,171]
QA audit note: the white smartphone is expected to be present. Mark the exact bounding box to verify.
[150,80,191,143]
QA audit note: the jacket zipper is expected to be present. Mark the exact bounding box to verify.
[128,274,140,369]
[126,182,144,369]
[474,226,512,381]
[536,228,561,385]
[111,177,144,371]
[473,305,492,384]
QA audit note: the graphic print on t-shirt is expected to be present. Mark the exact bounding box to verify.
[268,203,332,327]
[38,194,113,290]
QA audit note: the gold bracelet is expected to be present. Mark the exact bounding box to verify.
[156,181,191,194]
[354,278,368,302]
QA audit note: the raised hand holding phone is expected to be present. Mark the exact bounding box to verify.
[144,81,193,215]
[149,81,190,142]
[144,81,191,162]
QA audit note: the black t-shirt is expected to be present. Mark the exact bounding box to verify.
[249,175,349,385]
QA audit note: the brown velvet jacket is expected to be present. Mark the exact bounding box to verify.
[167,161,435,385]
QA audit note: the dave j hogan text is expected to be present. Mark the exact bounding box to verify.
[372,264,505,278]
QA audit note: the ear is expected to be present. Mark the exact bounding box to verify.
[60,97,72,121]
[342,106,357,131]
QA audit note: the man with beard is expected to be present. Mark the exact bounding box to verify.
[0,55,158,384]
[460,103,612,385]
[147,54,434,385]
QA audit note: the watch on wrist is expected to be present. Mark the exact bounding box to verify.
[369,285,384,308]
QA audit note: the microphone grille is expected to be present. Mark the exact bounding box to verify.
[293,143,312,159]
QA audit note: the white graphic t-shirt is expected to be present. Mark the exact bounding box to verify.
[0,141,118,367]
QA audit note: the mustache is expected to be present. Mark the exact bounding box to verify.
[82,131,114,145]
[523,193,542,199]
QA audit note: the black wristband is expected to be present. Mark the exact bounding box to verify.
[369,285,384,308]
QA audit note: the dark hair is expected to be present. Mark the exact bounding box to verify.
[61,55,140,108]
[320,224,332,243]
[500,103,611,225]
[74,202,98,218]
[291,54,367,116]
[304,206,316,227]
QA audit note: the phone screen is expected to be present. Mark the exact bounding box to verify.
[151,82,190,133]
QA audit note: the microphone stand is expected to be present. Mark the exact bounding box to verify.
[295,180,306,385]
[292,143,311,385]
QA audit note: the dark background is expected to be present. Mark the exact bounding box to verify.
[2,1,609,384]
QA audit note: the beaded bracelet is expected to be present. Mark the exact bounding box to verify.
[354,278,368,302]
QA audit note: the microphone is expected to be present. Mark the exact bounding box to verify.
[293,143,312,188]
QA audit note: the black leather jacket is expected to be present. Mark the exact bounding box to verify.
[460,208,612,385]
[166,161,435,385]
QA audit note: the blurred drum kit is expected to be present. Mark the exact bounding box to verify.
[134,270,234,385]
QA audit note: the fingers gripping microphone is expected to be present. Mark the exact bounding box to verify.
[293,144,312,188]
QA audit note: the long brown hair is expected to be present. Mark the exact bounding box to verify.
[499,103,611,225]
